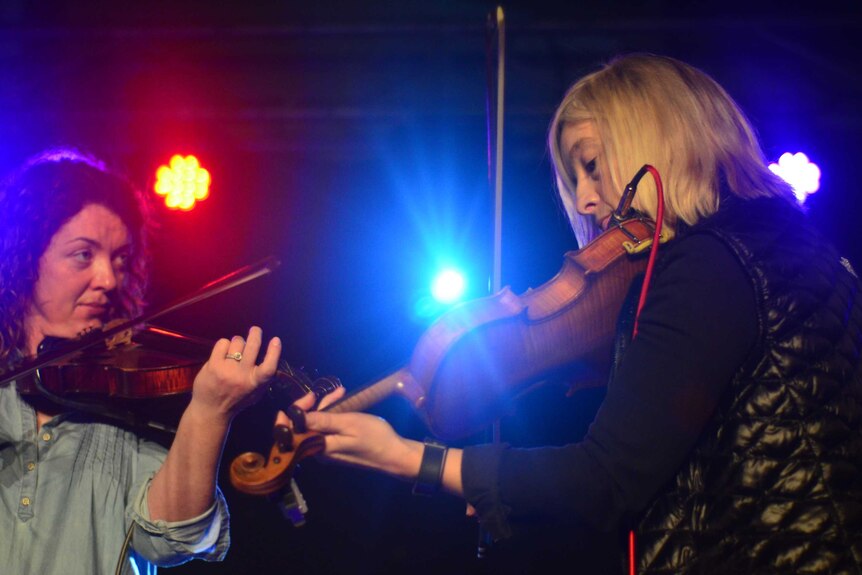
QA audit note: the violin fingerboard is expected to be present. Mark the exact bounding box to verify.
[269,361,342,410]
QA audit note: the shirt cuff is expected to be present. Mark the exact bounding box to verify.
[127,478,230,566]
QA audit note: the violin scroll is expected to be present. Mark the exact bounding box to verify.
[229,366,344,496]
[230,425,326,496]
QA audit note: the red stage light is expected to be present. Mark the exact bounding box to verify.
[154,154,211,210]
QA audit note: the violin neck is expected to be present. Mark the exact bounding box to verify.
[325,367,418,414]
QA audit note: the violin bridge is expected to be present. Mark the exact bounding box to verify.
[620,220,666,254]
[102,318,134,350]
[623,238,654,254]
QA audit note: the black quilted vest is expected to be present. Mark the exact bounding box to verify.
[630,196,862,574]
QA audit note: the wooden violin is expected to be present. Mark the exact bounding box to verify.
[229,214,659,496]
[19,324,211,399]
[11,332,336,437]
[0,257,328,432]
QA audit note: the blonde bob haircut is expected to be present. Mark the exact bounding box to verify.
[549,53,795,246]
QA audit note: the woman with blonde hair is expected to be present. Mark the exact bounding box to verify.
[284,54,862,573]
[548,53,796,246]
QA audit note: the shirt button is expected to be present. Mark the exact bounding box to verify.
[21,497,31,506]
[42,432,52,442]
[27,462,36,471]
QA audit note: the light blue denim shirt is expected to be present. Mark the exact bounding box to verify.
[0,381,230,574]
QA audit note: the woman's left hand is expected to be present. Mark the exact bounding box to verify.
[190,325,281,423]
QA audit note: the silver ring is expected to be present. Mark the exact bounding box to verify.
[225,352,243,361]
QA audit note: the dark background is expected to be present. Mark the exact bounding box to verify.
[1,1,860,573]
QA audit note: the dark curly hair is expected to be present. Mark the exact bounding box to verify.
[0,147,154,367]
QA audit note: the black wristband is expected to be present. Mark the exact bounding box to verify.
[412,438,448,496]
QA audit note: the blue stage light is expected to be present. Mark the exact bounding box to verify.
[769,152,821,204]
[431,269,466,304]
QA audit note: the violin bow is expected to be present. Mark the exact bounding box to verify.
[477,4,506,558]
[488,5,505,301]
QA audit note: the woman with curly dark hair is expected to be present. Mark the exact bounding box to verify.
[0,149,151,366]
[0,147,282,574]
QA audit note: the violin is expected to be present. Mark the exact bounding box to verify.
[7,324,210,432]
[19,324,212,400]
[229,213,659,496]
[10,322,338,434]
[1,257,335,433]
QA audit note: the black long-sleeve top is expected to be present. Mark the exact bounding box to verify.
[462,231,759,540]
